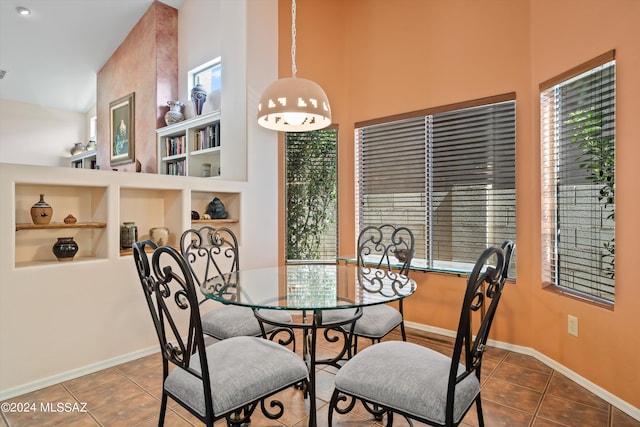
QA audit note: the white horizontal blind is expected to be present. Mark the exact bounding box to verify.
[541,60,615,303]
[356,100,516,275]
[356,117,428,261]
[431,102,516,266]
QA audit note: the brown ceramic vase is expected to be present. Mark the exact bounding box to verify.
[30,194,53,225]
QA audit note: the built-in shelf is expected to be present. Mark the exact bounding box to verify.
[191,218,238,224]
[69,150,97,169]
[11,173,242,267]
[119,246,155,257]
[157,112,221,177]
[16,221,107,231]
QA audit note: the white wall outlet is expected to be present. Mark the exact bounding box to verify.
[568,315,579,337]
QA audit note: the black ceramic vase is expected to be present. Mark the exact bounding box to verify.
[52,237,78,261]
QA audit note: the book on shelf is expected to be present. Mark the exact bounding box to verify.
[166,159,186,176]
[165,135,185,157]
[193,123,220,151]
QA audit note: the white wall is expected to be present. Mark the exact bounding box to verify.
[178,0,279,268]
[0,0,280,398]
[0,99,87,167]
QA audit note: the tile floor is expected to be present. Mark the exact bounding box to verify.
[1,327,638,427]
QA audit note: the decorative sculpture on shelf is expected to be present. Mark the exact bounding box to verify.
[205,197,228,219]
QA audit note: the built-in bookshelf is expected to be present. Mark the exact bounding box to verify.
[69,150,97,169]
[157,112,221,177]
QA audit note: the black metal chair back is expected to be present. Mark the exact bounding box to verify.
[180,226,239,299]
[328,240,515,427]
[500,239,515,279]
[132,241,214,423]
[357,224,415,275]
[445,240,514,424]
[132,240,162,344]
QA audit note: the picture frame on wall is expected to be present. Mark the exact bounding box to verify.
[109,92,135,166]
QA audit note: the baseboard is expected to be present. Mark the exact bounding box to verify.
[0,345,158,401]
[405,320,640,422]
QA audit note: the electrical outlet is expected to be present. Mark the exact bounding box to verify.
[568,315,579,337]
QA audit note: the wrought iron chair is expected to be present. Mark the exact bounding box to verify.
[324,224,415,354]
[328,240,515,427]
[132,240,309,427]
[180,226,294,346]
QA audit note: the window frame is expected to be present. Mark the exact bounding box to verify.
[187,57,221,99]
[355,93,517,277]
[540,51,616,305]
[285,127,339,263]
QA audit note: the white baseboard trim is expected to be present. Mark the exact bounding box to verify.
[405,321,640,422]
[0,345,159,401]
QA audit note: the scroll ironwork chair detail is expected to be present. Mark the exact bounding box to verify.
[132,241,309,427]
[325,224,415,354]
[328,240,515,427]
[180,226,294,346]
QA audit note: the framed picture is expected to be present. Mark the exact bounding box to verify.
[109,92,135,166]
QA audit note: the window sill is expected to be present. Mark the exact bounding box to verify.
[542,282,614,311]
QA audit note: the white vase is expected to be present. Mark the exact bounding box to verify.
[150,227,169,247]
[164,101,184,125]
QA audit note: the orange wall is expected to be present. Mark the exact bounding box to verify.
[278,0,640,408]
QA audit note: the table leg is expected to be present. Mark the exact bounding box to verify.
[257,307,360,427]
[301,310,319,427]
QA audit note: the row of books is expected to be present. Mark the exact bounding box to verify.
[193,123,220,151]
[165,135,186,157]
[166,159,186,176]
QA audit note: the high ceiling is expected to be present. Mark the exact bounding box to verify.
[0,0,183,113]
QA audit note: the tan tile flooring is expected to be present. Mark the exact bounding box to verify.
[2,327,639,427]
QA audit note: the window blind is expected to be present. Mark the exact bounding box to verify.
[286,129,338,261]
[541,59,615,303]
[431,102,516,265]
[356,99,516,275]
[356,117,428,261]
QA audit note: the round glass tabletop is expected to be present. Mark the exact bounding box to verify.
[200,263,416,311]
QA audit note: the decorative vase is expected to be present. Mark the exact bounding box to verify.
[191,83,207,116]
[30,194,53,225]
[120,222,138,249]
[150,227,170,247]
[63,214,77,224]
[70,142,86,156]
[52,237,79,261]
[164,101,184,125]
[85,140,97,151]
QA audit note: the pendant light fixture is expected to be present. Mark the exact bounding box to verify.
[257,0,331,132]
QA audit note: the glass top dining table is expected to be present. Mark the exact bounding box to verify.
[200,262,416,310]
[199,262,417,427]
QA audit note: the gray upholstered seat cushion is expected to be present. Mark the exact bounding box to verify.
[322,304,402,339]
[334,341,479,425]
[164,336,308,417]
[201,305,292,340]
